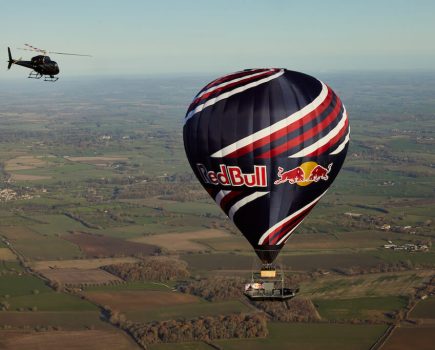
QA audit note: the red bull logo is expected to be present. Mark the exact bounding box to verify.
[197,163,267,187]
[274,162,332,186]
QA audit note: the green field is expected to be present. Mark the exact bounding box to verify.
[6,292,97,311]
[0,275,96,311]
[299,271,431,298]
[314,296,407,321]
[0,261,24,274]
[410,297,435,319]
[0,311,110,329]
[0,275,51,296]
[180,251,384,272]
[126,300,251,322]
[85,281,176,292]
[0,227,83,261]
[214,323,388,350]
[370,250,435,267]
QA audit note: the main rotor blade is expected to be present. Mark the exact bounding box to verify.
[17,44,91,57]
[24,43,46,53]
[17,48,45,53]
[48,51,92,57]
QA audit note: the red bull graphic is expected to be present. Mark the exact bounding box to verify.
[274,162,333,186]
[308,163,332,182]
[274,166,305,184]
[197,163,267,187]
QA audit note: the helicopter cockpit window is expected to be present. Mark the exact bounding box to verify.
[43,57,50,63]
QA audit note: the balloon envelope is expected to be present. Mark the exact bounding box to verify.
[183,69,349,263]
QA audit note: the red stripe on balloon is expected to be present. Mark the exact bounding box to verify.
[256,95,343,159]
[187,69,279,113]
[265,202,317,245]
[225,87,334,159]
[202,69,269,91]
[304,117,349,157]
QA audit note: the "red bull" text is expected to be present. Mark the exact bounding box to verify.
[197,163,267,187]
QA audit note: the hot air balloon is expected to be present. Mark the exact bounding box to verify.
[183,68,349,300]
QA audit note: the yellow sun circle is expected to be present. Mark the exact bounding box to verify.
[297,161,318,186]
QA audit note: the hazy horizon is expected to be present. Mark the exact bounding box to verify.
[2,0,435,79]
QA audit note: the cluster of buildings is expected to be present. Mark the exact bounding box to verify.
[383,241,429,252]
[0,188,35,202]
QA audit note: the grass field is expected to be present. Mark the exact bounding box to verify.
[0,248,17,261]
[212,322,388,350]
[28,214,90,236]
[4,155,48,171]
[130,229,232,252]
[0,275,97,311]
[84,290,200,312]
[314,296,407,321]
[150,342,211,350]
[0,329,141,350]
[6,292,97,312]
[300,270,432,298]
[0,261,25,274]
[370,250,435,267]
[85,281,176,292]
[381,326,434,350]
[38,268,123,286]
[0,311,110,329]
[0,226,83,260]
[63,232,157,258]
[410,297,435,319]
[126,300,252,322]
[180,253,253,271]
[0,275,52,296]
[202,231,418,253]
[180,251,384,272]
[30,257,139,270]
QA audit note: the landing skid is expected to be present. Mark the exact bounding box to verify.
[27,71,58,82]
[44,76,59,82]
[28,71,42,79]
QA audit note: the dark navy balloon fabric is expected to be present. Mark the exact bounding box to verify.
[183,69,349,263]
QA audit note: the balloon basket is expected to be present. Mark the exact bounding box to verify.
[244,264,299,301]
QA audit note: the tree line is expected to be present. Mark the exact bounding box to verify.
[178,277,245,301]
[253,298,320,322]
[102,257,190,282]
[107,310,268,347]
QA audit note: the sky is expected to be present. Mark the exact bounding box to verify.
[1,0,435,78]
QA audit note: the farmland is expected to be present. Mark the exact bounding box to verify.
[0,311,110,330]
[314,296,407,321]
[409,297,435,319]
[380,327,434,350]
[63,232,158,258]
[83,290,200,312]
[212,323,389,350]
[38,268,123,286]
[299,270,432,298]
[0,73,434,349]
[0,330,141,350]
[130,229,232,252]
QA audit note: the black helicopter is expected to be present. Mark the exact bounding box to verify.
[7,44,91,82]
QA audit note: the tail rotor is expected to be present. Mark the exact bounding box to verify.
[7,47,13,69]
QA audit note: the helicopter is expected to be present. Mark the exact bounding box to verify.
[7,44,91,82]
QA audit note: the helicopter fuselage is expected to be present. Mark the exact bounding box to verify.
[15,55,60,76]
